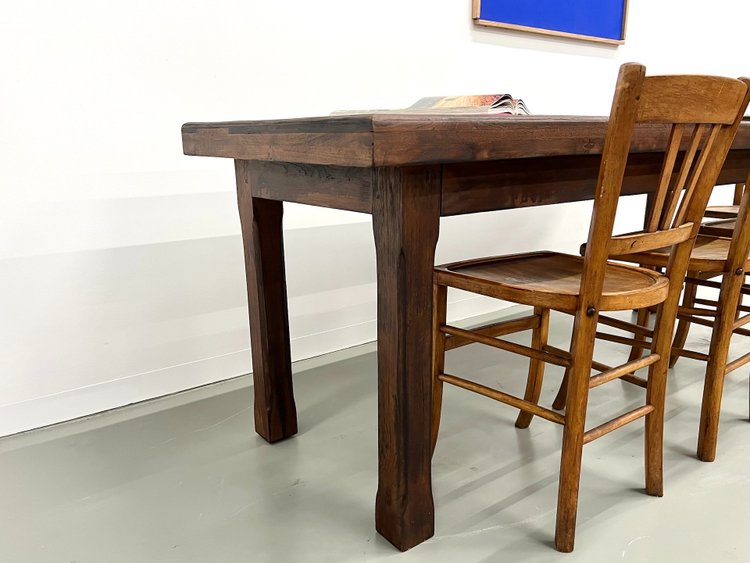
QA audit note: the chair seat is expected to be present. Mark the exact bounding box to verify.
[704,205,739,219]
[618,235,749,274]
[700,218,736,238]
[435,251,669,313]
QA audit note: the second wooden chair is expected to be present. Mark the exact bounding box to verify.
[619,177,750,461]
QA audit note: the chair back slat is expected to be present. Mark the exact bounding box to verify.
[646,124,684,232]
[656,124,709,230]
[673,124,721,226]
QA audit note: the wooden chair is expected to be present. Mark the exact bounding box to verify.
[615,176,750,462]
[430,64,750,553]
[616,182,747,368]
[618,183,747,367]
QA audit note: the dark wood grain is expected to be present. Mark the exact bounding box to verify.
[183,128,373,167]
[249,161,372,214]
[235,160,297,443]
[372,116,608,165]
[441,152,667,216]
[441,149,750,217]
[183,115,374,134]
[183,115,750,168]
[372,165,441,551]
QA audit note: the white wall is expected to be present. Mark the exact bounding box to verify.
[2,1,749,436]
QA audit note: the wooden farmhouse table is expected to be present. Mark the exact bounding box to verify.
[182,114,750,551]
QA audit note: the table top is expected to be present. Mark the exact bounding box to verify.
[182,114,750,168]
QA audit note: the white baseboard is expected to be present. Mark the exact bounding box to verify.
[0,301,522,438]
[0,349,251,438]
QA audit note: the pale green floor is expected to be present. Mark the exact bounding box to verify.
[1,312,748,562]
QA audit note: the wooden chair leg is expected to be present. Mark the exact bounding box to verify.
[515,308,551,428]
[627,307,651,362]
[645,268,688,496]
[697,361,729,462]
[431,284,448,456]
[555,311,595,553]
[735,276,744,320]
[552,366,570,411]
[697,273,743,461]
[644,357,667,496]
[555,388,589,551]
[669,281,698,368]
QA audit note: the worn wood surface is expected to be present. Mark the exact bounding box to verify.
[248,161,372,214]
[183,115,750,168]
[515,307,550,429]
[430,284,447,455]
[183,116,374,166]
[636,76,749,124]
[608,223,693,256]
[436,251,669,312]
[235,161,297,442]
[371,165,441,550]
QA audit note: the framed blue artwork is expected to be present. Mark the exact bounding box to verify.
[473,0,629,45]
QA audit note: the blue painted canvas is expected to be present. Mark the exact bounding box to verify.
[477,0,626,42]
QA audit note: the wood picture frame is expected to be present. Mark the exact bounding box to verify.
[472,0,629,46]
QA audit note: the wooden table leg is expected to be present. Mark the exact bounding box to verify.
[235,160,298,443]
[372,165,441,551]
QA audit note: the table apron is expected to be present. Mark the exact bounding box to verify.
[241,149,750,217]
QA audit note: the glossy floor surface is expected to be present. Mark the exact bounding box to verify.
[1,312,749,562]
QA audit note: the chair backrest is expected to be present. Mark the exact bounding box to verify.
[579,63,750,309]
